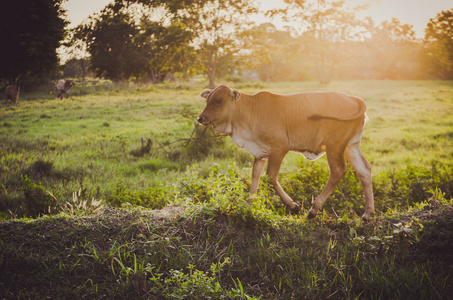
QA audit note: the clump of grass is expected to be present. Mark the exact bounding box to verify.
[63,189,105,215]
[106,181,173,209]
[18,175,57,218]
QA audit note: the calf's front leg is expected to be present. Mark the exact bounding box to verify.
[266,152,300,214]
[250,158,267,194]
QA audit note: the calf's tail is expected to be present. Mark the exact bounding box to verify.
[308,96,367,121]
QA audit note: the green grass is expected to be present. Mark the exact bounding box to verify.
[1,80,453,215]
[1,193,452,299]
[0,79,453,298]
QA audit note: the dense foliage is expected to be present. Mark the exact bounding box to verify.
[2,0,452,90]
[73,0,257,86]
[0,0,67,88]
[423,9,453,79]
[86,9,141,82]
[65,1,453,85]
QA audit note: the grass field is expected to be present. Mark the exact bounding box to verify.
[1,80,453,299]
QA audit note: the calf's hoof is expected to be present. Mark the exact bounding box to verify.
[290,204,300,215]
[362,215,371,223]
[361,212,374,223]
[307,210,317,219]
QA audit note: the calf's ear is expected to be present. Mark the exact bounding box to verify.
[230,89,241,101]
[200,89,212,99]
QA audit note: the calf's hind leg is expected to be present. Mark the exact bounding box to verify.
[345,142,374,221]
[307,150,348,219]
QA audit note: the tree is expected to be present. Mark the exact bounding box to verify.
[182,0,258,88]
[240,23,304,81]
[422,9,453,79]
[64,23,94,87]
[83,4,143,83]
[268,0,368,83]
[77,1,199,83]
[135,21,199,83]
[0,0,68,88]
[83,0,257,86]
[349,17,419,79]
[62,58,92,79]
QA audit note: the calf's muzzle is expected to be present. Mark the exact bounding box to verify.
[197,115,208,125]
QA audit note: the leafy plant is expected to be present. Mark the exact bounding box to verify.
[149,259,259,299]
[107,180,173,209]
[20,175,57,217]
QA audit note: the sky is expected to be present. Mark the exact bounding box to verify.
[63,0,453,38]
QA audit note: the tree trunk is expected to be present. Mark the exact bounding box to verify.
[207,49,216,89]
[208,67,216,89]
[80,58,86,88]
[151,70,162,84]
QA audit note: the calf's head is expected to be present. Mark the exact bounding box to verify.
[65,80,75,89]
[197,85,241,134]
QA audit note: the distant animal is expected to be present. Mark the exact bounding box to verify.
[197,85,374,220]
[130,138,152,157]
[55,79,75,99]
[5,84,20,104]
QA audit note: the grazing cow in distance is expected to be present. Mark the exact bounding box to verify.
[197,85,374,221]
[56,79,75,100]
[5,84,20,104]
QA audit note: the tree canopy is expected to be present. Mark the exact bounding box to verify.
[10,0,450,88]
[182,0,258,88]
[72,0,257,86]
[423,9,453,79]
[85,8,142,82]
[135,21,198,83]
[0,0,68,87]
